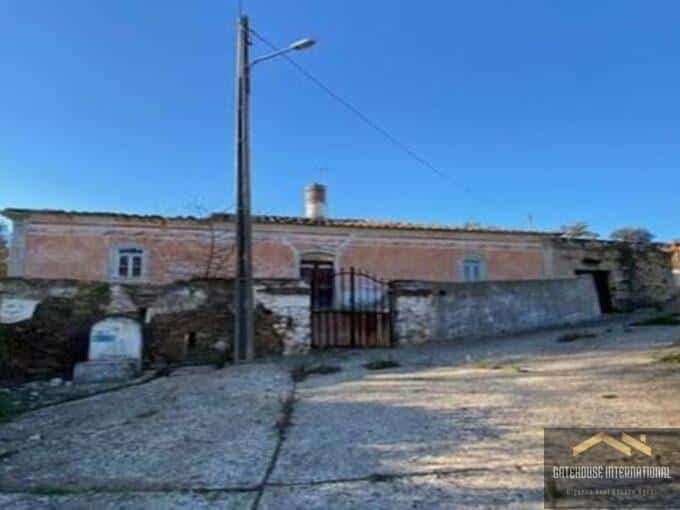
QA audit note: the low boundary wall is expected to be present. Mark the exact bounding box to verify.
[393,277,601,344]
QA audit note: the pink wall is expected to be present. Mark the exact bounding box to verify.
[23,231,298,283]
[339,244,545,281]
[15,220,547,284]
[25,232,108,281]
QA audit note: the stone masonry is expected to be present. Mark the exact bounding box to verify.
[393,277,601,345]
[548,238,677,310]
[0,277,310,380]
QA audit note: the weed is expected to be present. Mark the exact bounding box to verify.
[632,315,680,327]
[510,366,530,373]
[368,473,392,483]
[0,328,8,377]
[290,364,341,382]
[135,409,159,419]
[215,357,226,370]
[0,393,23,423]
[310,364,341,375]
[470,360,497,369]
[24,487,75,496]
[0,449,18,461]
[86,283,111,303]
[363,360,400,370]
[290,365,307,382]
[557,332,597,343]
[660,351,680,364]
[156,365,172,377]
[276,393,295,437]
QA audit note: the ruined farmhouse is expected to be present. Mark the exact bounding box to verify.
[1,185,678,377]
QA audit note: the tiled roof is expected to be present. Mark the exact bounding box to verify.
[3,208,193,223]
[2,208,558,236]
[209,213,558,236]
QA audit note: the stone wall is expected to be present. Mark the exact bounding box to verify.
[0,279,113,379]
[549,238,677,310]
[0,277,310,379]
[393,277,601,345]
[392,282,434,345]
[254,280,311,356]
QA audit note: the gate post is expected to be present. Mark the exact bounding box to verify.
[388,281,396,348]
[311,264,319,348]
[350,266,356,347]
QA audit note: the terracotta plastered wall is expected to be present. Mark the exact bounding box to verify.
[12,216,550,285]
[16,222,298,284]
[339,240,546,282]
[24,229,109,281]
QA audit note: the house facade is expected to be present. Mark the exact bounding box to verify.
[2,184,677,312]
[3,214,552,286]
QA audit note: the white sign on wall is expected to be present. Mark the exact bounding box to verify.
[0,298,40,324]
[89,318,143,368]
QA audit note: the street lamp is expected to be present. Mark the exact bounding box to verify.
[233,16,315,363]
[250,38,316,67]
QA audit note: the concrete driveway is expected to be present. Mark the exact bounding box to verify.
[2,316,680,509]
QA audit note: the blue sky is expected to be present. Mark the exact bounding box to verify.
[1,1,679,240]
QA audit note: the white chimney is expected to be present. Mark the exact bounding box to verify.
[304,183,327,220]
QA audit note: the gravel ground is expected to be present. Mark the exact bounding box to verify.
[1,314,680,509]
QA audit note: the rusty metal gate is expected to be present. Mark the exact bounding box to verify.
[310,267,393,348]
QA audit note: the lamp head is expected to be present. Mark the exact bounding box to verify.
[289,38,316,51]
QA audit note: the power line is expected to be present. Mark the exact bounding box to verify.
[248,27,458,185]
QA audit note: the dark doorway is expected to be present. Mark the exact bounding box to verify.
[186,332,197,352]
[575,270,614,313]
[300,260,334,307]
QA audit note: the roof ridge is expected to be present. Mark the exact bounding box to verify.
[2,208,559,236]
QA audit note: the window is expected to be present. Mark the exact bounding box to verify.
[112,246,146,280]
[461,257,484,282]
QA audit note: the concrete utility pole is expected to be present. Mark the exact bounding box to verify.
[232,15,315,363]
[234,15,254,362]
